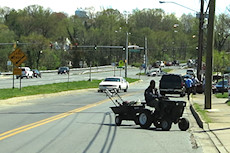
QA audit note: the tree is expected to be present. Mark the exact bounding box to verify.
[0,23,15,71]
[20,33,49,69]
[215,14,230,51]
[213,50,230,73]
[2,5,230,71]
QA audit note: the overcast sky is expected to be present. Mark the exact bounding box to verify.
[0,0,229,17]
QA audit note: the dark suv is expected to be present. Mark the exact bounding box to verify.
[159,74,185,97]
[58,67,70,74]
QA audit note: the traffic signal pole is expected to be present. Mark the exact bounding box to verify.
[125,32,129,78]
[144,37,148,74]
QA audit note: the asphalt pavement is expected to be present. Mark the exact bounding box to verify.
[190,93,230,153]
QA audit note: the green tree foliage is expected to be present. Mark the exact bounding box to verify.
[39,49,61,70]
[214,13,230,52]
[213,50,230,73]
[0,5,229,72]
[0,23,15,71]
[20,33,50,68]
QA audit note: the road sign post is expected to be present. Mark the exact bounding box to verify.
[8,48,27,89]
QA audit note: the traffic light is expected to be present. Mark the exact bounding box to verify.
[94,44,97,50]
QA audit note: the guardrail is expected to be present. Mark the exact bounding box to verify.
[0,65,115,76]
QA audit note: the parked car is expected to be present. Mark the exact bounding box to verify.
[32,69,41,78]
[165,61,173,66]
[58,67,70,74]
[213,75,222,81]
[196,81,203,94]
[172,60,180,66]
[16,67,33,79]
[159,74,186,97]
[98,77,129,92]
[186,69,195,76]
[187,59,195,68]
[213,80,229,93]
[153,61,164,68]
[147,70,160,76]
[157,61,165,67]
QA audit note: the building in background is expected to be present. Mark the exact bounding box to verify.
[75,9,88,18]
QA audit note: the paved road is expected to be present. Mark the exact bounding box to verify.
[0,66,140,89]
[0,65,188,89]
[0,66,205,153]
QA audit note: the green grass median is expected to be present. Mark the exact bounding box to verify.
[0,78,139,100]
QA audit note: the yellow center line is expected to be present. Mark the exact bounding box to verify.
[0,91,140,141]
[0,99,108,141]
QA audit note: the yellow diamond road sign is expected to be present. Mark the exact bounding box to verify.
[9,48,27,67]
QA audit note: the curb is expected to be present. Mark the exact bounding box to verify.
[189,104,203,128]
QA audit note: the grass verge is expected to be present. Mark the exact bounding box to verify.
[162,68,173,73]
[193,103,212,123]
[227,101,230,106]
[0,78,139,100]
[215,92,228,98]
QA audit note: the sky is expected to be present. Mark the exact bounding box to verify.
[0,0,229,17]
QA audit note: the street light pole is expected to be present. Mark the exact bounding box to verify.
[159,0,204,82]
[159,1,198,12]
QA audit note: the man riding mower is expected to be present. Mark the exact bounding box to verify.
[140,80,189,131]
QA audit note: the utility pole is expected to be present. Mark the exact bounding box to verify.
[205,0,216,109]
[197,0,204,81]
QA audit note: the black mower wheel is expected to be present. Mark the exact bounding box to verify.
[134,115,140,125]
[139,109,152,129]
[153,120,161,128]
[161,118,172,131]
[178,118,189,131]
[115,116,122,126]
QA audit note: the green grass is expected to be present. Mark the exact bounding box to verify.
[136,73,146,75]
[227,101,230,106]
[193,103,212,123]
[215,92,228,98]
[0,78,139,100]
[125,78,139,83]
[214,93,230,106]
[162,68,173,73]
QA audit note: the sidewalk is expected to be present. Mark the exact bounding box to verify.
[190,93,230,153]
